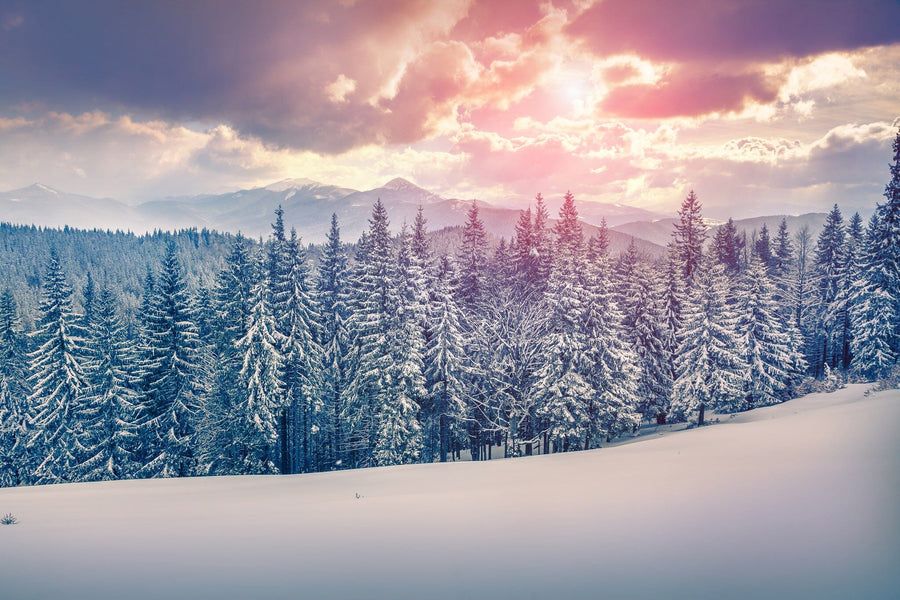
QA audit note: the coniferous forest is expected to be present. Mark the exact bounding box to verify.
[1,129,898,487]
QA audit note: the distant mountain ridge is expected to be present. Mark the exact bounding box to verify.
[2,178,840,257]
[0,178,668,251]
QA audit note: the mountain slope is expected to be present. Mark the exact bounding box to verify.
[0,385,896,599]
[0,184,140,231]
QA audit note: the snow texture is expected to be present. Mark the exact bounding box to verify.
[0,384,897,599]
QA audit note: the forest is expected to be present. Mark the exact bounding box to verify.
[0,129,898,487]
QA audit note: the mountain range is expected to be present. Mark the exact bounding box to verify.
[0,178,838,258]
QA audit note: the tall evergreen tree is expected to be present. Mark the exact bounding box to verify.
[27,249,90,484]
[850,128,900,378]
[812,204,846,377]
[672,190,708,287]
[375,227,426,466]
[712,218,742,275]
[737,257,802,410]
[342,200,398,468]
[424,256,467,462]
[230,278,285,474]
[317,214,349,469]
[457,201,489,309]
[72,287,140,482]
[673,263,744,424]
[0,290,32,486]
[136,242,206,478]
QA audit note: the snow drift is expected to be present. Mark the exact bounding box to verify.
[1,384,897,599]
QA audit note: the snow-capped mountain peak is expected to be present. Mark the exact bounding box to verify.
[381,177,423,192]
[264,178,323,192]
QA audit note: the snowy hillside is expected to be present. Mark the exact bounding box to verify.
[1,384,896,600]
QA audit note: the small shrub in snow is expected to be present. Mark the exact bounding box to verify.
[1,513,18,525]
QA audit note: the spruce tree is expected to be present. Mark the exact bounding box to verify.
[712,218,742,275]
[135,242,206,478]
[424,256,467,462]
[27,249,89,484]
[0,290,32,486]
[72,287,140,482]
[736,257,799,410]
[672,190,707,288]
[342,200,398,468]
[850,128,900,378]
[812,205,846,377]
[317,214,348,469]
[231,278,285,474]
[673,263,744,424]
[457,201,489,309]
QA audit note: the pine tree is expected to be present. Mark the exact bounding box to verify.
[72,287,140,482]
[275,229,323,473]
[737,257,800,410]
[26,249,90,484]
[673,263,744,424]
[0,290,32,486]
[850,128,900,378]
[672,190,708,287]
[342,200,398,468]
[754,223,773,269]
[424,256,467,462]
[812,205,846,377]
[135,242,206,478]
[457,201,489,309]
[230,278,285,474]
[617,241,671,423]
[712,218,742,275]
[317,214,349,469]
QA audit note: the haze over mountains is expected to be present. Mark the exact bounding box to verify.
[0,178,835,256]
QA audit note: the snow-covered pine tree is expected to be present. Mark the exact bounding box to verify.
[424,256,468,462]
[616,241,671,423]
[812,205,846,377]
[771,218,795,324]
[712,218,742,276]
[754,223,773,270]
[457,201,489,310]
[581,228,640,445]
[341,200,397,468]
[26,248,90,484]
[0,290,32,487]
[72,286,140,482]
[374,226,425,467]
[850,128,900,378]
[792,225,815,373]
[672,190,708,288]
[230,277,285,474]
[135,242,206,478]
[317,213,348,469]
[275,229,324,473]
[199,233,259,474]
[673,262,745,424]
[832,213,865,373]
[535,191,591,452]
[736,257,799,410]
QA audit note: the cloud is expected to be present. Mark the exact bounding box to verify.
[325,75,357,104]
[568,0,900,63]
[599,67,779,119]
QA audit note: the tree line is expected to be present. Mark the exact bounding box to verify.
[1,129,898,486]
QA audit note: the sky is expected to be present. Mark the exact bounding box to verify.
[0,0,898,219]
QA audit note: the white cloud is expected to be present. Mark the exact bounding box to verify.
[325,74,357,104]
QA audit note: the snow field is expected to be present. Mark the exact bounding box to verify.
[1,384,897,600]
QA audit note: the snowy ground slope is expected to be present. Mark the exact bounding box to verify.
[1,385,897,600]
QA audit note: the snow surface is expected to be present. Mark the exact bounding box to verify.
[1,385,897,600]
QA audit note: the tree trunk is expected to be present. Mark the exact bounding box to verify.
[698,402,706,427]
[280,409,291,474]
